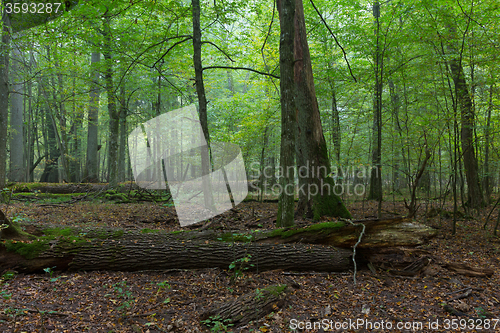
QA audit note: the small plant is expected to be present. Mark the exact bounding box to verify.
[229,254,254,284]
[2,271,16,281]
[201,315,234,332]
[105,281,135,316]
[156,280,172,303]
[1,290,12,300]
[43,266,59,282]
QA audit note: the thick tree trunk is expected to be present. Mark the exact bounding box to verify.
[85,52,101,183]
[103,19,119,186]
[0,218,436,273]
[9,43,26,182]
[276,0,296,227]
[1,238,353,273]
[292,0,350,220]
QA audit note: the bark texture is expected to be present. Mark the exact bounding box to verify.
[449,58,483,208]
[1,238,353,273]
[292,0,350,220]
[9,43,25,182]
[85,52,101,183]
[276,0,296,227]
[0,17,10,190]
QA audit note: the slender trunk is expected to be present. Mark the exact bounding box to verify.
[85,52,101,183]
[292,0,350,220]
[0,17,10,190]
[368,1,383,203]
[276,0,296,227]
[483,82,494,205]
[192,0,215,211]
[118,85,127,182]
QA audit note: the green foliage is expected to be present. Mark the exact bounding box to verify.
[229,254,254,284]
[105,281,135,316]
[201,315,234,332]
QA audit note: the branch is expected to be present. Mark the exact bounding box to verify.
[203,66,280,79]
[308,0,357,83]
[201,41,235,62]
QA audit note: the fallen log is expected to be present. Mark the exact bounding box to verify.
[0,238,353,273]
[200,284,289,328]
[0,217,436,274]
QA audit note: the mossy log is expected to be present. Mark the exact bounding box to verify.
[0,238,353,273]
[0,217,436,273]
[200,284,289,328]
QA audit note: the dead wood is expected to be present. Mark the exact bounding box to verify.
[200,284,289,328]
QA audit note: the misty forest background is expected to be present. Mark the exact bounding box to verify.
[1,0,500,222]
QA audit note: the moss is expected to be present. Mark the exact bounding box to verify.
[42,227,75,237]
[4,239,50,259]
[112,230,124,238]
[268,221,345,239]
[140,228,160,234]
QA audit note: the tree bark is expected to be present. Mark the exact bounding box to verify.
[1,237,353,273]
[9,41,26,182]
[0,217,437,273]
[276,0,296,227]
[0,16,10,191]
[449,58,483,209]
[368,0,383,202]
[192,0,215,212]
[291,0,350,220]
[85,52,101,183]
[200,284,289,328]
[103,18,119,186]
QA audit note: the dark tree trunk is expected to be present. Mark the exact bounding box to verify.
[85,52,101,183]
[39,112,60,183]
[482,82,494,205]
[292,0,350,220]
[192,0,215,211]
[1,238,353,274]
[276,0,296,227]
[449,58,483,209]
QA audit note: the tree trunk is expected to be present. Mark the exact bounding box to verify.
[85,52,101,183]
[118,84,128,182]
[368,1,383,203]
[0,17,10,191]
[103,18,119,186]
[292,0,350,220]
[39,111,60,182]
[482,82,494,205]
[0,217,437,273]
[1,237,353,273]
[449,58,483,209]
[192,0,215,211]
[9,42,26,182]
[276,0,296,227]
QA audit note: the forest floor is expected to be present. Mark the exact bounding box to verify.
[1,196,499,332]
